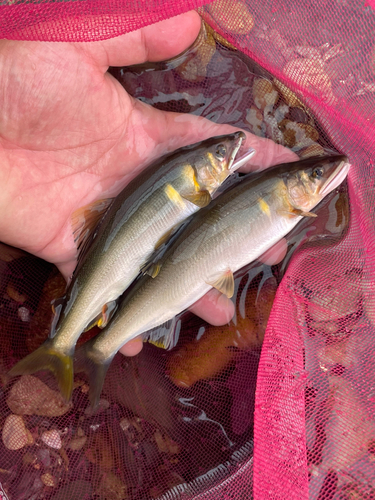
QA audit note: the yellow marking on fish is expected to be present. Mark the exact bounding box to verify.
[274,178,300,220]
[206,152,215,163]
[206,151,217,167]
[182,165,201,191]
[165,184,186,209]
[258,197,271,217]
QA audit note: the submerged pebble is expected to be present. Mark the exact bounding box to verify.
[41,472,56,488]
[2,414,34,450]
[205,0,254,35]
[69,428,87,451]
[252,78,279,112]
[7,375,72,417]
[307,271,362,324]
[41,429,62,450]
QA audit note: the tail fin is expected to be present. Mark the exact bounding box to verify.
[74,340,113,410]
[8,339,74,402]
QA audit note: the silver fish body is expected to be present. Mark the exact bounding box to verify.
[79,154,349,407]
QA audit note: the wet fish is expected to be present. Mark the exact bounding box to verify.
[76,154,350,408]
[9,132,247,401]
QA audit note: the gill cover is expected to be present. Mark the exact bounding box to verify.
[285,154,349,214]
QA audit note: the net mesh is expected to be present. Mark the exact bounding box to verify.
[0,1,374,499]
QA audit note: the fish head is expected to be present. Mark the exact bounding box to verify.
[284,155,350,213]
[194,131,246,194]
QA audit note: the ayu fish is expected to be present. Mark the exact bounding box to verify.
[9,132,248,401]
[76,154,350,408]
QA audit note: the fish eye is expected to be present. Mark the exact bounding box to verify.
[312,166,324,179]
[215,144,227,160]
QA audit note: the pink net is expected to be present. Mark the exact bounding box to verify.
[1,1,374,499]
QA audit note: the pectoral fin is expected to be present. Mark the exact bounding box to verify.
[165,184,186,209]
[182,190,211,208]
[165,170,211,208]
[206,270,235,298]
[293,209,317,218]
[279,208,317,218]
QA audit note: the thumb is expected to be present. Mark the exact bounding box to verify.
[81,11,203,70]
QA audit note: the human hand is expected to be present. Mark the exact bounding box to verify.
[0,11,296,356]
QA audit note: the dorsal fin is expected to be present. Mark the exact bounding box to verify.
[71,198,113,261]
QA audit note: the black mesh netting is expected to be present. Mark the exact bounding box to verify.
[0,1,374,499]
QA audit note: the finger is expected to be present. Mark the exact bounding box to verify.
[83,11,202,70]
[259,238,288,265]
[189,288,235,326]
[238,135,299,172]
[119,337,144,356]
[57,262,75,283]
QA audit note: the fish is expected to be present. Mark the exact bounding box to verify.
[76,154,350,408]
[8,132,248,401]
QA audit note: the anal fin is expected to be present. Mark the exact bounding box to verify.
[279,208,317,218]
[144,315,184,350]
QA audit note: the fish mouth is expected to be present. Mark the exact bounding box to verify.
[320,159,351,196]
[228,132,250,171]
[230,147,255,171]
